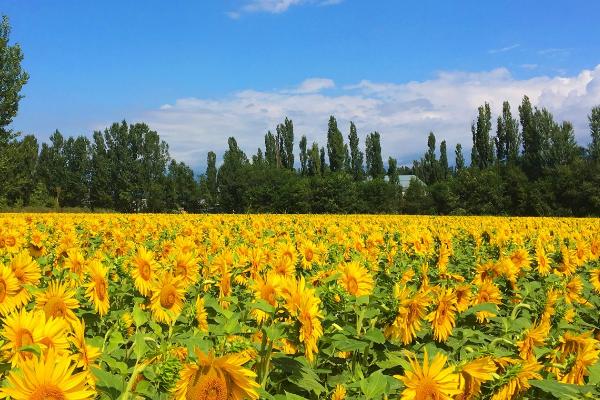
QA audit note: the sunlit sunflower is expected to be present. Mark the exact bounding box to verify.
[330,384,346,400]
[386,285,430,345]
[130,246,159,296]
[457,357,496,400]
[394,349,463,400]
[149,271,186,325]
[473,281,502,323]
[590,268,600,293]
[70,319,101,375]
[560,341,600,384]
[454,285,472,312]
[427,288,457,342]
[297,290,324,362]
[535,245,551,276]
[195,296,209,332]
[173,250,200,287]
[10,250,41,307]
[517,322,548,361]
[565,275,586,305]
[173,349,259,400]
[338,261,374,297]
[251,273,282,323]
[491,360,542,400]
[0,264,20,316]
[1,309,45,366]
[64,248,86,277]
[36,280,80,323]
[84,260,109,316]
[0,349,96,400]
[38,315,71,357]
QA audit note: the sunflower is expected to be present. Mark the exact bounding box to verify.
[38,315,71,357]
[426,288,458,342]
[338,261,374,297]
[173,349,259,400]
[330,384,346,400]
[64,248,86,277]
[10,250,41,307]
[1,309,44,366]
[195,296,209,332]
[590,268,600,293]
[455,285,472,312]
[36,280,80,323]
[473,281,502,323]
[516,322,548,361]
[70,319,101,373]
[130,246,159,296]
[560,341,600,384]
[0,264,20,316]
[84,260,109,316]
[490,360,542,400]
[149,271,186,325]
[173,250,200,287]
[251,273,282,323]
[394,349,463,400]
[457,357,496,400]
[0,349,96,400]
[565,275,585,305]
[297,290,324,362]
[385,285,430,345]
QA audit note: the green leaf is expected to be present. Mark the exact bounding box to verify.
[18,344,42,357]
[529,379,585,399]
[363,328,385,344]
[253,299,275,313]
[284,393,308,400]
[461,303,498,317]
[360,370,387,398]
[133,304,148,327]
[331,334,368,352]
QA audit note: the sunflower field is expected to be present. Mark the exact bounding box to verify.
[0,214,599,399]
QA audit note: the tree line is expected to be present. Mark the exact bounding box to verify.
[1,15,600,215]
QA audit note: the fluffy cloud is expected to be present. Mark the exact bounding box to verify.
[141,65,600,168]
[229,0,342,17]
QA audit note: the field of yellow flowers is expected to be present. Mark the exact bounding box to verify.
[0,214,599,399]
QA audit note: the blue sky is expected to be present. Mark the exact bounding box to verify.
[3,0,600,168]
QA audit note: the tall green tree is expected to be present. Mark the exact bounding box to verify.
[348,121,364,181]
[217,137,248,212]
[495,101,520,164]
[326,116,345,172]
[37,130,67,207]
[299,135,308,175]
[0,15,29,142]
[439,140,449,180]
[62,136,91,207]
[548,121,579,167]
[319,147,328,175]
[307,142,321,176]
[264,131,277,167]
[365,132,384,179]
[455,143,465,171]
[90,131,112,210]
[387,157,399,185]
[206,151,218,204]
[276,117,294,169]
[589,106,600,162]
[471,102,493,168]
[520,95,547,178]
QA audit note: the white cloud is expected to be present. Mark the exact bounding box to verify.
[289,78,335,94]
[488,44,520,54]
[140,65,600,168]
[230,0,342,16]
[520,63,538,70]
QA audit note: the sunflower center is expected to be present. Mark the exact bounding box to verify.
[43,296,67,318]
[5,236,16,247]
[0,279,6,302]
[176,262,188,277]
[186,374,228,400]
[415,377,438,400]
[30,384,65,400]
[17,328,34,348]
[13,266,25,283]
[347,277,359,295]
[305,249,313,261]
[160,284,177,308]
[140,262,151,280]
[95,277,107,300]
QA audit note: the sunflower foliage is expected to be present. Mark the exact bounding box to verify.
[0,214,599,400]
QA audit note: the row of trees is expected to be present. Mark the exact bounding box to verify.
[2,14,600,215]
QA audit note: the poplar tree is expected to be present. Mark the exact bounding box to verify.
[299,135,308,175]
[589,106,600,162]
[455,143,465,171]
[348,121,364,180]
[365,132,384,179]
[326,116,345,172]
